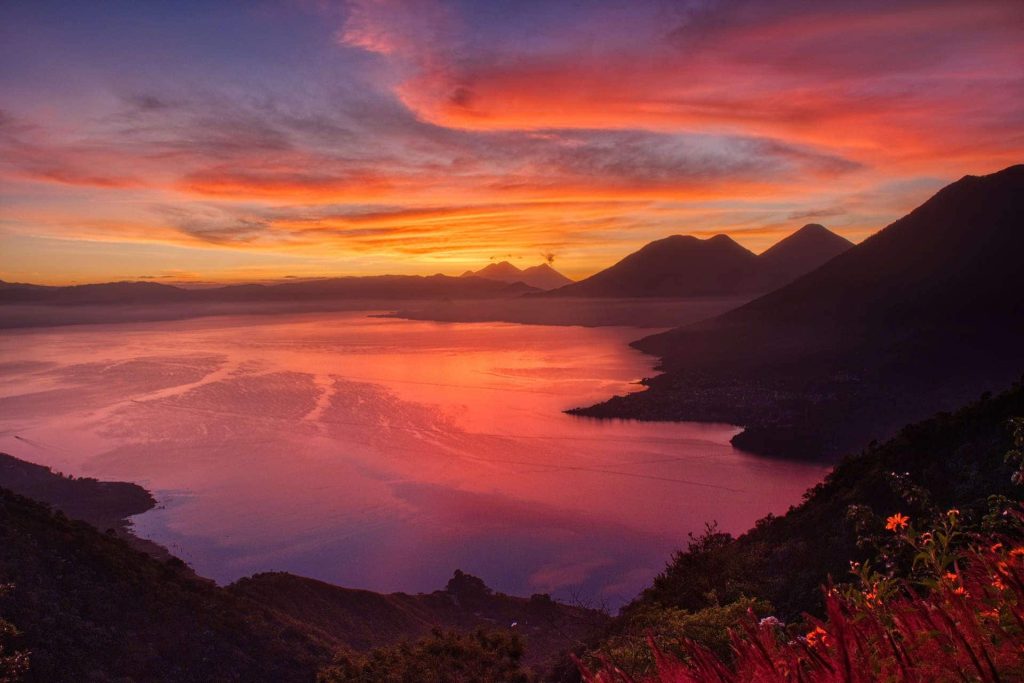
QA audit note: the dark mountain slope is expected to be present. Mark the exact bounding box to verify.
[757,223,853,282]
[548,234,760,297]
[574,165,1024,459]
[0,487,333,682]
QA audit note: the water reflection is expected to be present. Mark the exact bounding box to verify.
[0,312,827,605]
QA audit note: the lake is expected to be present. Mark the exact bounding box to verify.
[0,311,828,605]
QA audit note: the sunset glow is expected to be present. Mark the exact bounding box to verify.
[2,0,1022,284]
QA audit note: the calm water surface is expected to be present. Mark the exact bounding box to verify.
[0,312,827,604]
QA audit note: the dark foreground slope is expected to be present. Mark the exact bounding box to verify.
[574,165,1024,459]
[0,487,333,682]
[629,380,1024,620]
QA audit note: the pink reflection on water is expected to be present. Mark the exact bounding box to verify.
[0,311,828,605]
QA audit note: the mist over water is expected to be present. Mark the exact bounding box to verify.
[0,311,827,605]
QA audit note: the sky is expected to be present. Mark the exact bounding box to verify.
[1,0,1022,285]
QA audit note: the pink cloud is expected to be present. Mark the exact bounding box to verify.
[341,0,1024,171]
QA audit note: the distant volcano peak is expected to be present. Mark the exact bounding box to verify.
[461,260,572,290]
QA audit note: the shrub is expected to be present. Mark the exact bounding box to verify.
[582,598,771,678]
[318,628,531,683]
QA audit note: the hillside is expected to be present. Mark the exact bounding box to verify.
[461,261,573,290]
[546,226,850,298]
[627,380,1024,620]
[0,452,169,559]
[0,452,154,532]
[573,165,1024,459]
[0,487,333,682]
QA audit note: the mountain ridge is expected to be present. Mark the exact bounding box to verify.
[572,164,1024,459]
[0,274,539,306]
[461,261,573,290]
[545,225,852,298]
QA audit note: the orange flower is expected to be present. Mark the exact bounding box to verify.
[943,572,959,583]
[885,513,909,531]
[805,626,830,648]
[953,586,967,596]
[990,542,1004,553]
[1010,546,1024,558]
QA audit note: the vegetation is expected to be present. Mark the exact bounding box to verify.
[578,382,1024,681]
[231,570,605,673]
[580,508,1024,681]
[578,598,770,677]
[318,629,532,683]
